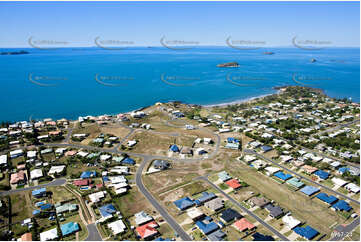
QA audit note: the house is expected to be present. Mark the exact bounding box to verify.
[204,138,213,144]
[187,207,204,221]
[56,203,78,214]
[233,218,255,232]
[10,149,24,159]
[169,144,180,153]
[243,155,256,163]
[260,145,272,153]
[264,204,284,219]
[316,193,338,205]
[293,225,319,240]
[345,183,360,193]
[99,204,117,219]
[218,171,231,182]
[248,141,262,149]
[331,200,352,212]
[252,232,274,241]
[27,151,37,159]
[135,211,154,226]
[19,232,32,241]
[225,179,242,190]
[331,177,348,187]
[0,155,7,167]
[10,170,27,185]
[153,160,170,170]
[80,171,96,179]
[61,222,79,236]
[248,197,270,208]
[127,140,137,147]
[48,165,66,175]
[220,208,242,223]
[136,221,159,239]
[301,165,318,174]
[122,157,135,165]
[337,167,350,175]
[196,219,219,235]
[279,155,293,163]
[89,191,106,203]
[207,230,226,241]
[314,170,330,180]
[273,171,292,181]
[32,188,46,198]
[73,179,90,186]
[30,169,43,180]
[40,228,58,241]
[282,213,301,229]
[286,178,304,189]
[108,219,127,235]
[251,159,268,170]
[180,147,193,157]
[225,142,240,150]
[173,197,194,211]
[204,198,224,211]
[194,192,217,206]
[300,186,320,196]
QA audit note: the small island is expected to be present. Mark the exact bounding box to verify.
[217,62,240,67]
[0,50,29,55]
[311,58,317,63]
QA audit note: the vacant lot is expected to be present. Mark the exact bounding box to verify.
[48,186,76,203]
[10,192,32,223]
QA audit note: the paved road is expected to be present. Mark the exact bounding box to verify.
[245,149,359,205]
[0,178,66,196]
[85,223,103,241]
[330,217,360,241]
[136,157,192,241]
[196,176,289,241]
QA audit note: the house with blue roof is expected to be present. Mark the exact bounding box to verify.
[300,186,320,196]
[194,192,217,206]
[80,171,96,179]
[99,204,117,219]
[122,157,135,165]
[274,171,292,181]
[207,229,226,241]
[260,145,272,153]
[173,197,194,210]
[338,167,350,175]
[169,144,180,152]
[316,193,338,205]
[32,187,47,198]
[61,222,80,236]
[33,209,41,216]
[40,204,52,211]
[314,170,330,180]
[252,232,275,241]
[293,225,319,240]
[196,219,219,235]
[227,138,240,143]
[331,200,352,212]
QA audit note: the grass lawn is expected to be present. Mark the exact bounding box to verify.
[158,223,175,239]
[113,188,153,218]
[10,192,32,224]
[48,186,76,204]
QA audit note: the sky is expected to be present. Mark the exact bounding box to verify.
[0,1,359,47]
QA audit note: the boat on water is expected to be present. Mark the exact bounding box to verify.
[217,62,240,67]
[263,51,275,55]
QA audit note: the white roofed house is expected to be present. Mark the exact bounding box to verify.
[48,165,66,176]
[108,219,127,235]
[127,140,137,147]
[30,168,43,180]
[265,167,281,176]
[331,177,348,187]
[89,191,107,203]
[40,228,58,241]
[135,211,153,226]
[282,213,301,229]
[345,183,360,194]
[27,150,37,159]
[100,154,112,161]
[10,149,24,159]
[0,155,8,167]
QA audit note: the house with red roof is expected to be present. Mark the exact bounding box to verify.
[136,221,159,239]
[73,179,90,186]
[10,170,27,185]
[225,178,242,190]
[233,218,256,232]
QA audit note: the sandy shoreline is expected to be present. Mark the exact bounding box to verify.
[202,90,280,108]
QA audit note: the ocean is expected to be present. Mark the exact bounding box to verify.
[0,47,359,122]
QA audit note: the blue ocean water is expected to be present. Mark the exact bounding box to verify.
[0,47,359,122]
